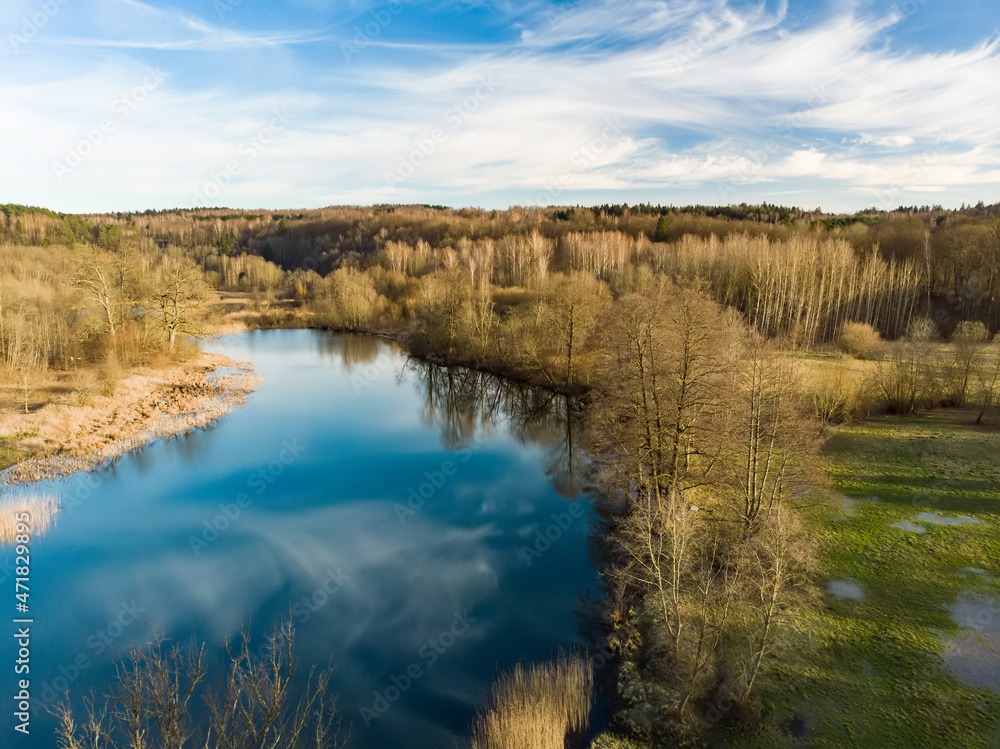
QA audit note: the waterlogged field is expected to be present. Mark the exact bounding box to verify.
[0,330,600,748]
[736,411,1000,748]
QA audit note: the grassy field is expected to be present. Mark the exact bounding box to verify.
[733,409,1000,748]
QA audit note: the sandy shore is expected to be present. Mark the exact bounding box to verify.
[0,353,264,486]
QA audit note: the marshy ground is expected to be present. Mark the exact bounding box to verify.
[737,409,1000,748]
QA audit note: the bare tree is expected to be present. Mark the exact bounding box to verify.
[718,341,815,536]
[75,247,118,339]
[149,255,209,352]
[325,267,383,330]
[732,507,803,705]
[542,274,607,386]
[973,334,1000,423]
[54,621,343,749]
[950,320,990,404]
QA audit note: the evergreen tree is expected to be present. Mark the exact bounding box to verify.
[654,215,669,242]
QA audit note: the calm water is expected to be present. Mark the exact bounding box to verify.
[2,330,600,748]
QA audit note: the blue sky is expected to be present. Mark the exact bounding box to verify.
[1,0,998,213]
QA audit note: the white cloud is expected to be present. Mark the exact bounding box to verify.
[1,0,998,212]
[852,134,916,147]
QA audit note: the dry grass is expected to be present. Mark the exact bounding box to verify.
[0,490,59,543]
[471,655,593,749]
[0,353,263,485]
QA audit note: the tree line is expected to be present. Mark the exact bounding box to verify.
[5,199,1000,747]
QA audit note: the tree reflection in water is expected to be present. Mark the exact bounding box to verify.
[313,330,591,497]
[405,358,589,498]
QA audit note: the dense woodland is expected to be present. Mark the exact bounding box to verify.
[5,201,1000,748]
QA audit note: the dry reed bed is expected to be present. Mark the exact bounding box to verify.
[471,655,593,749]
[0,491,59,543]
[1,354,263,485]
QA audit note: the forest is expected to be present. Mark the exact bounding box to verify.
[3,201,1000,748]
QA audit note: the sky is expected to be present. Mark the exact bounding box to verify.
[1,0,999,214]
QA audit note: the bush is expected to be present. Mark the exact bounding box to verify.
[98,355,122,397]
[808,366,872,424]
[837,321,881,359]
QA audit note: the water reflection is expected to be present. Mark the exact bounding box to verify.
[315,330,387,366]
[18,331,600,749]
[942,574,1000,693]
[0,490,60,543]
[404,358,589,497]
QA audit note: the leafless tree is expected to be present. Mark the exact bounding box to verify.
[75,247,118,339]
[149,255,209,352]
[54,621,343,749]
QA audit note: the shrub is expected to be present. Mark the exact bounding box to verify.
[808,366,872,424]
[98,355,122,397]
[837,322,881,359]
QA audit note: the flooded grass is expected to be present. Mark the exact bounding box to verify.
[942,591,1000,692]
[826,579,865,601]
[731,411,1000,748]
[915,512,981,527]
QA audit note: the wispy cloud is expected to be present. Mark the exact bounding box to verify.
[1,0,998,212]
[38,0,329,51]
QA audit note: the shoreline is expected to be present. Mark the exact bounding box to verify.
[1,352,264,487]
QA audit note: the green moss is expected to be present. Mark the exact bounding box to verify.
[732,411,1000,748]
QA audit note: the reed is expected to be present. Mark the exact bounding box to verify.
[0,490,59,543]
[471,655,593,749]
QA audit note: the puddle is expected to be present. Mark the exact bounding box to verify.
[833,494,880,518]
[891,513,980,533]
[827,578,865,601]
[941,592,1000,692]
[891,520,927,533]
[915,512,980,527]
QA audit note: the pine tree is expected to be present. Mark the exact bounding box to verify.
[654,215,669,243]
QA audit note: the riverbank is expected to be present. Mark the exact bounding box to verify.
[0,351,263,485]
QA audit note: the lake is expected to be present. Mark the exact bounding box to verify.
[3,330,601,748]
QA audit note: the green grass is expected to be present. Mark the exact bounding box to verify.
[0,430,36,471]
[733,410,1000,748]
